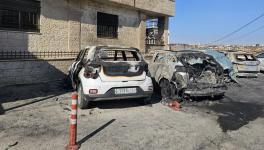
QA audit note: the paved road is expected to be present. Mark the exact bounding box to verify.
[0,74,263,150]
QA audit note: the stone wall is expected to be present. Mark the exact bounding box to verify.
[0,59,73,87]
[0,0,172,87]
[0,0,172,53]
[106,0,175,16]
[0,0,148,52]
[80,0,142,50]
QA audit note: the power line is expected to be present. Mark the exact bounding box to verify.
[208,13,264,44]
[230,24,264,42]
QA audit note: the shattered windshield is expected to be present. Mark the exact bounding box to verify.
[178,52,215,66]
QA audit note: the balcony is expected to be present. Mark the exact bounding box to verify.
[105,0,175,16]
[146,39,165,46]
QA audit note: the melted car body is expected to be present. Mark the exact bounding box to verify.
[188,49,237,82]
[149,50,226,100]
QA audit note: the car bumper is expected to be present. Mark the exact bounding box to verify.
[80,75,153,101]
[85,87,152,101]
[184,84,226,97]
[184,88,225,97]
[236,71,259,77]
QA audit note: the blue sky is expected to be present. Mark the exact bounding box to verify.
[169,0,264,45]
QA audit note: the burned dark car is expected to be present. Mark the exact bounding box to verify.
[149,50,226,100]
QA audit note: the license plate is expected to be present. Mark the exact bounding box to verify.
[115,88,137,95]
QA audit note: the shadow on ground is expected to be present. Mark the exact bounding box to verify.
[77,119,116,147]
[208,100,264,132]
[0,80,72,115]
[89,94,161,109]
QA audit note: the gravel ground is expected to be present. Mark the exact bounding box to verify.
[0,75,264,150]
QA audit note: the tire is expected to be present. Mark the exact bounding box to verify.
[170,83,177,99]
[77,83,90,109]
[143,96,152,105]
[160,79,171,100]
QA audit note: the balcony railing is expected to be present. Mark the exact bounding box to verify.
[146,39,165,46]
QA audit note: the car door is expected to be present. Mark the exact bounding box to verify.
[69,49,87,83]
[149,52,167,82]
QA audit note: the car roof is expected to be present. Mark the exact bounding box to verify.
[84,45,139,51]
[154,49,204,53]
[229,51,253,55]
[256,52,264,55]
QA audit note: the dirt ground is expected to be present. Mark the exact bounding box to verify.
[0,75,264,150]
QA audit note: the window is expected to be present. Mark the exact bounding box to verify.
[0,0,40,32]
[99,50,140,62]
[236,54,256,61]
[97,12,118,38]
[257,53,264,58]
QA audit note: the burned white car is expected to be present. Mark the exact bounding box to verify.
[69,46,153,109]
[227,51,260,77]
[149,50,226,100]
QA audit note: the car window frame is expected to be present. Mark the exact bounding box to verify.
[257,53,264,58]
[154,52,167,63]
[98,49,141,62]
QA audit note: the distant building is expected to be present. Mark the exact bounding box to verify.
[0,0,175,87]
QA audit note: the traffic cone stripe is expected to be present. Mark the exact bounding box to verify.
[71,104,77,110]
[71,94,78,100]
[71,114,77,119]
[70,124,76,129]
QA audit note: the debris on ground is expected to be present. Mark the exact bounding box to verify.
[168,101,181,111]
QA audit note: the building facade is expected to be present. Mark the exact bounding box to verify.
[0,0,175,87]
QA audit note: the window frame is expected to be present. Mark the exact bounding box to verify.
[0,0,40,32]
[257,53,264,58]
[97,12,118,39]
[154,53,167,63]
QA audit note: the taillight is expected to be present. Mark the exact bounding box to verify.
[84,67,98,79]
[148,86,153,91]
[84,71,98,79]
[89,89,98,94]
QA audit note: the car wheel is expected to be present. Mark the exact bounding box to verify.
[160,79,171,100]
[77,83,89,109]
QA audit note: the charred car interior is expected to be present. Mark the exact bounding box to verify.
[149,50,227,101]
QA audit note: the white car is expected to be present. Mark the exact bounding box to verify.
[256,52,264,72]
[226,52,260,77]
[69,46,153,109]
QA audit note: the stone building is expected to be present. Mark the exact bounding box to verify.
[0,0,175,87]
